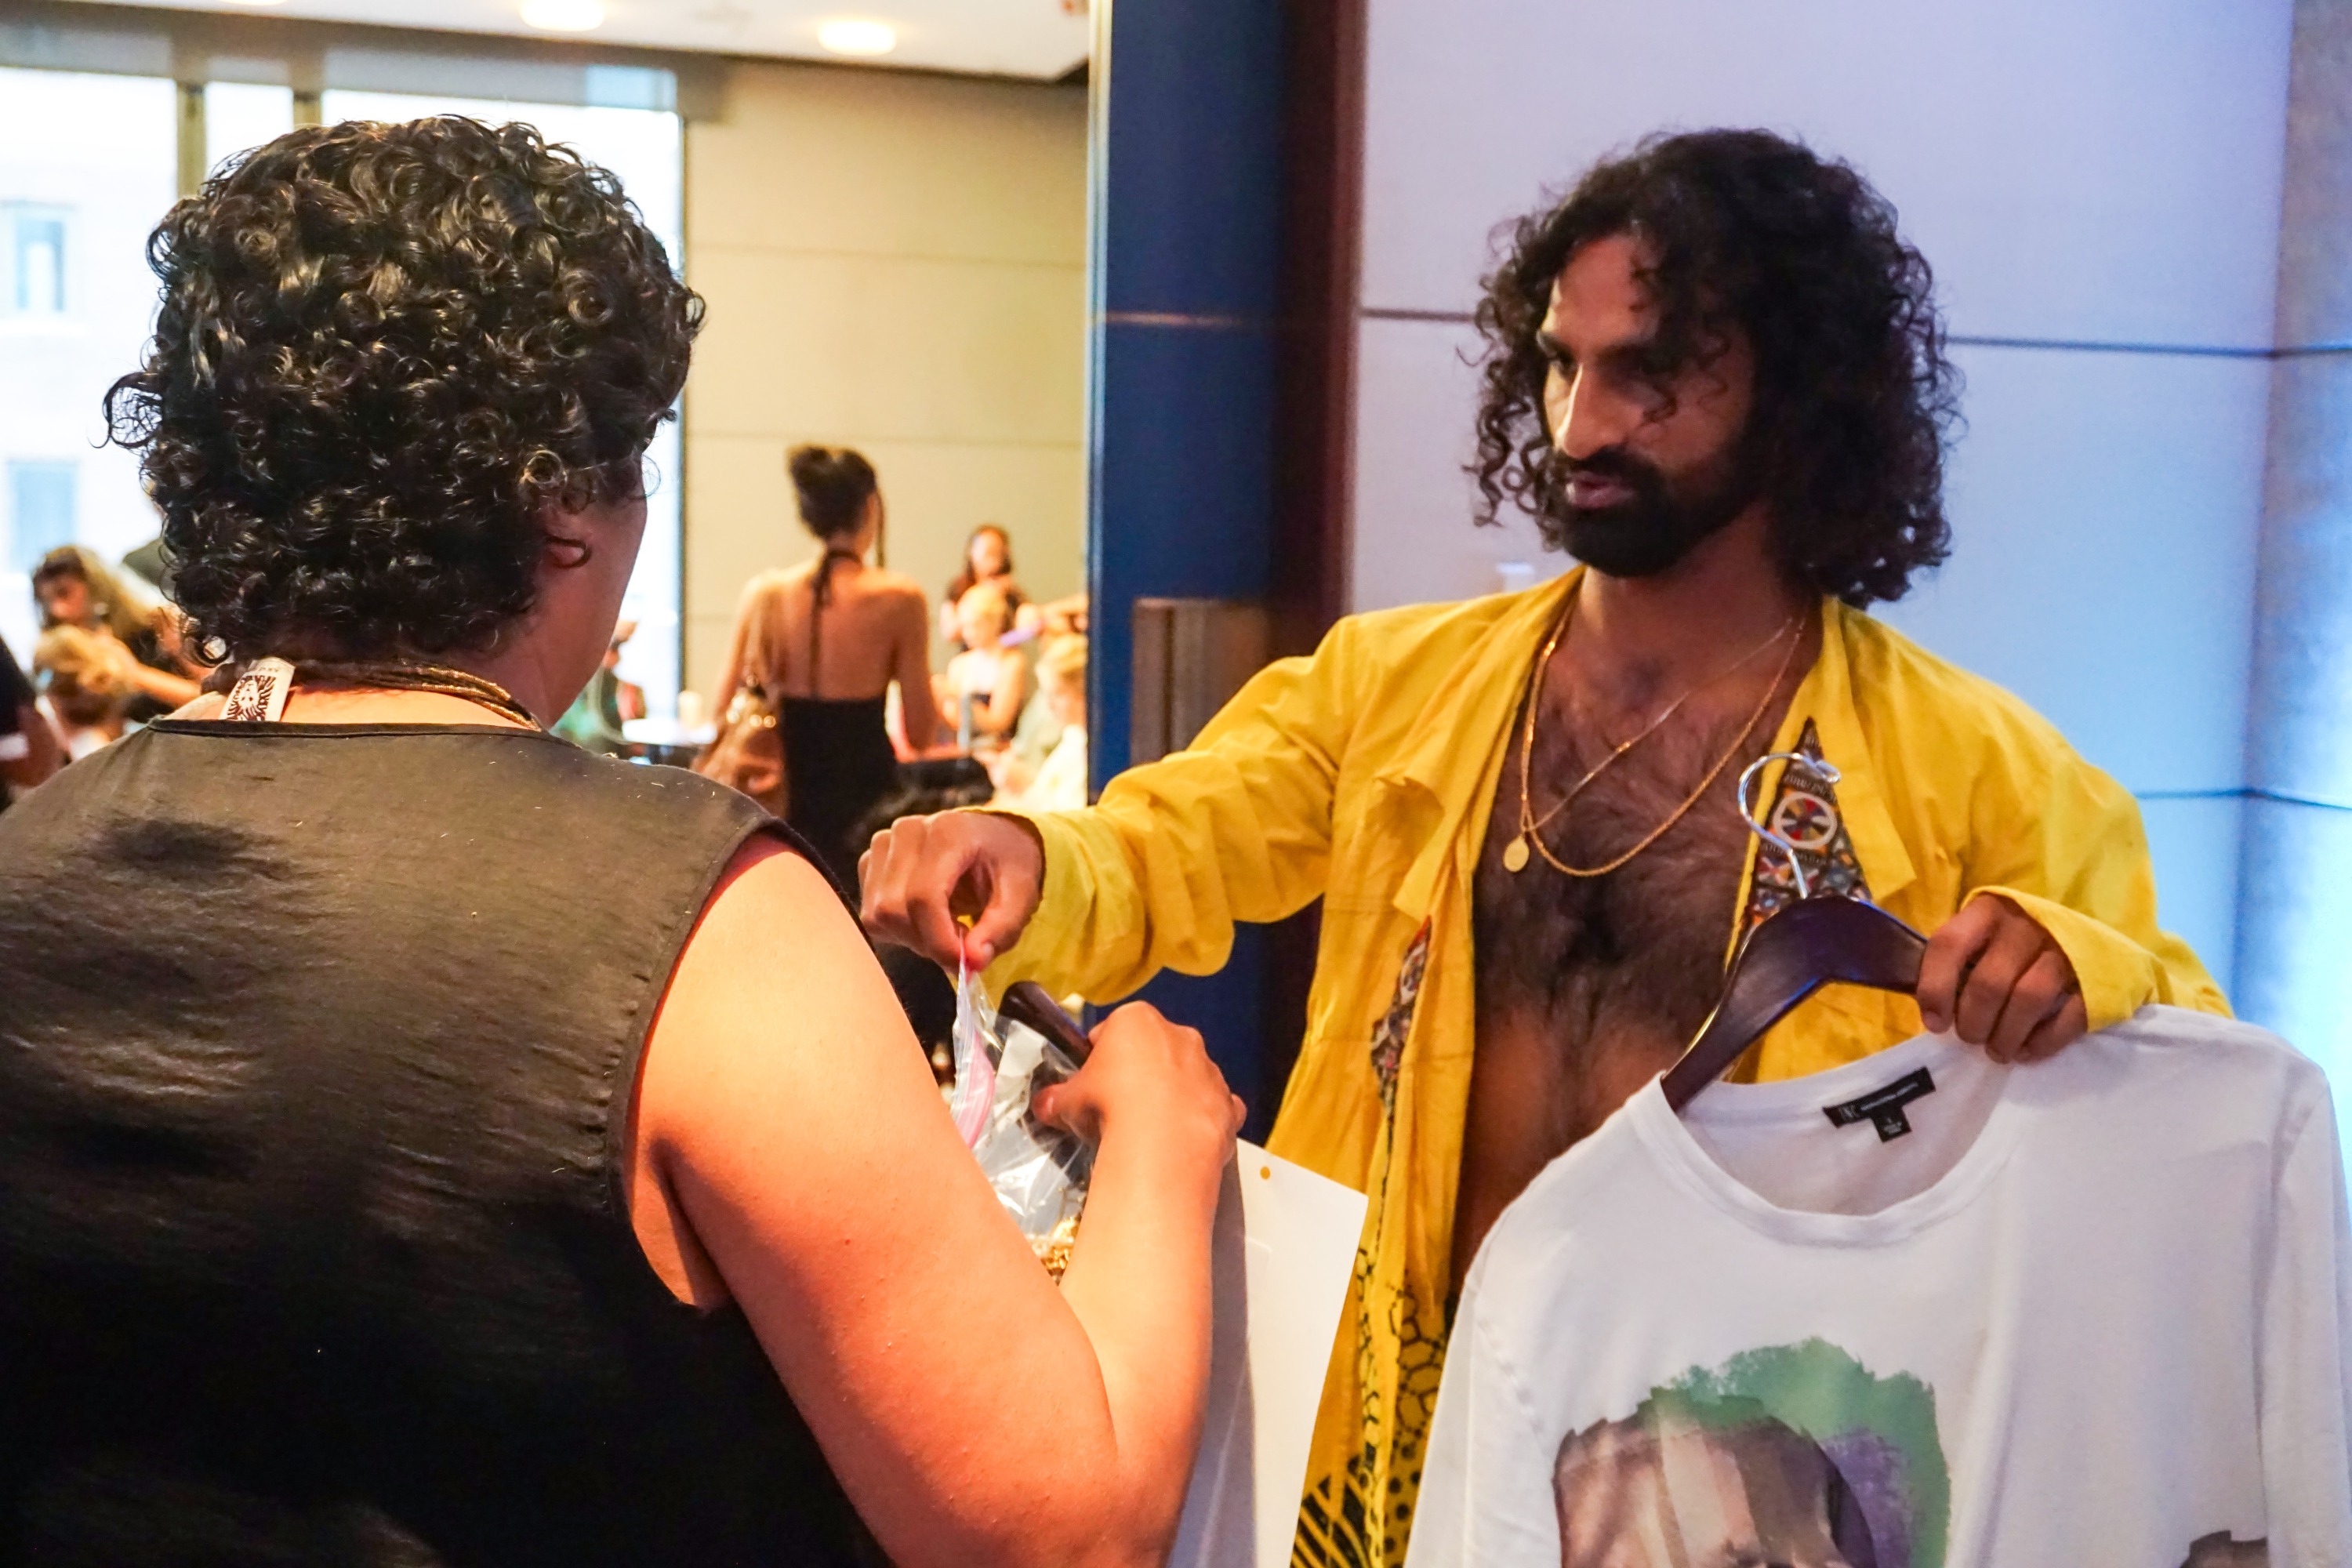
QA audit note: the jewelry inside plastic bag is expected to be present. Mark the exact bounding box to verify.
[950,958,1092,1278]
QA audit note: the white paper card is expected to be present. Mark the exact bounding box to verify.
[1168,1139,1368,1568]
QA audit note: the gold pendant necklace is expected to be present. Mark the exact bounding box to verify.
[1506,595,1806,877]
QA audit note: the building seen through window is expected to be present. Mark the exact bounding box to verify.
[0,69,687,713]
[9,209,67,315]
[0,67,173,663]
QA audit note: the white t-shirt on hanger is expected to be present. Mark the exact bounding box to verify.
[1406,1005,2352,1568]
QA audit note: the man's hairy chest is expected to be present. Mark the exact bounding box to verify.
[1470,692,1784,1120]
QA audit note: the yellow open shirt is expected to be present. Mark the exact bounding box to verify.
[989,568,2227,1568]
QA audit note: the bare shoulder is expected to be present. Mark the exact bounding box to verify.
[737,564,802,610]
[639,833,896,1154]
[676,834,855,982]
[860,572,933,629]
[864,568,929,607]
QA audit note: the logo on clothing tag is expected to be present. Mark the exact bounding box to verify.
[1822,1065,1936,1142]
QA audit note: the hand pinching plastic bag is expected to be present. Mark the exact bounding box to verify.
[950,961,1092,1277]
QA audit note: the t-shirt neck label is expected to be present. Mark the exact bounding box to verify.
[1823,1065,1936,1142]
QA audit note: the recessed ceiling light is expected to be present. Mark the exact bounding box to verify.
[521,0,606,31]
[817,18,898,57]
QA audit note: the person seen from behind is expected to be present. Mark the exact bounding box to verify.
[32,543,201,719]
[710,445,944,887]
[0,114,1237,1568]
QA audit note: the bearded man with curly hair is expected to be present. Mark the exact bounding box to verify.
[862,129,2230,1566]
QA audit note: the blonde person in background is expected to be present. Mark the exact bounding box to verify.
[989,634,1087,812]
[938,581,1028,750]
[32,625,134,760]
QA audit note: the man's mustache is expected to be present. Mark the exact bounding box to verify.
[1546,448,1664,495]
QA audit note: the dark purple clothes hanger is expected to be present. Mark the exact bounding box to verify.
[1659,753,1928,1112]
[1000,979,1094,1065]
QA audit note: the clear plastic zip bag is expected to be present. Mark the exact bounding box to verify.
[949,963,1092,1277]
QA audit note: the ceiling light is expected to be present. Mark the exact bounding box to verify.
[817,18,898,57]
[220,0,289,6]
[521,0,606,31]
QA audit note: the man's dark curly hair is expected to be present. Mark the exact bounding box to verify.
[1471,129,1958,606]
[105,116,702,662]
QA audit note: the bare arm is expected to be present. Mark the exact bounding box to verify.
[120,612,203,709]
[636,843,1235,1568]
[711,575,768,713]
[891,588,945,749]
[122,661,201,710]
[976,651,1027,739]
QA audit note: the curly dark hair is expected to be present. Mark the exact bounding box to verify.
[105,116,702,662]
[1471,129,1958,606]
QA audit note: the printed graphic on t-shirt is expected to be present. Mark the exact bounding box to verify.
[1544,1338,2272,1568]
[1550,1339,1947,1568]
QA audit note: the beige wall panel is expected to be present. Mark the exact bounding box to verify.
[682,58,1088,704]
[688,249,1084,444]
[685,432,1083,697]
[689,63,1086,264]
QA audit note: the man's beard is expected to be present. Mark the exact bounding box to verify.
[1541,438,1764,579]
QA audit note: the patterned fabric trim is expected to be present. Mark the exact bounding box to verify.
[1294,920,1446,1568]
[1368,922,1431,1114]
[1740,718,1873,929]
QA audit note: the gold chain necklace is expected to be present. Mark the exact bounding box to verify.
[1515,601,1802,844]
[1504,598,1807,877]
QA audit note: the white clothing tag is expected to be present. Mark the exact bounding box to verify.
[220,657,296,724]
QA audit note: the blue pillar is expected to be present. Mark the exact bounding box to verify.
[1085,0,1287,1102]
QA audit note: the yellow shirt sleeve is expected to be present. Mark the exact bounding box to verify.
[985,616,1361,1003]
[1962,727,2230,1027]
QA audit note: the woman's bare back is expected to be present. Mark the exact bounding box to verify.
[742,561,926,702]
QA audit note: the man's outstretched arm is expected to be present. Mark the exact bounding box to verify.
[862,617,1364,1002]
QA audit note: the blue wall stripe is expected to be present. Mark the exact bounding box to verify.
[2138,786,2352,811]
[1353,305,2352,361]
